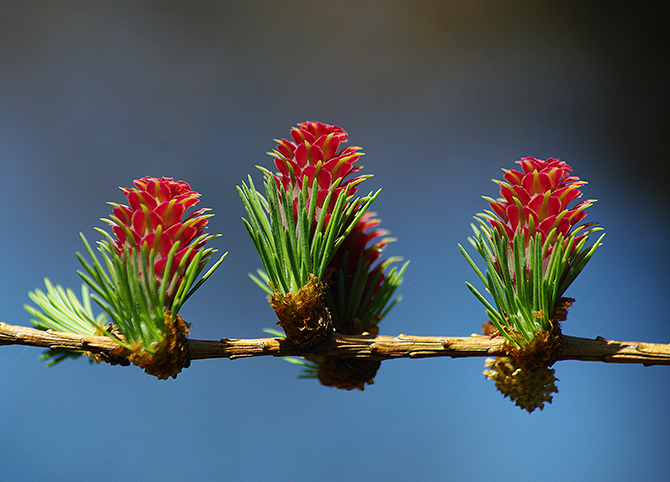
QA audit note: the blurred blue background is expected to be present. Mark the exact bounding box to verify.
[1,2,668,481]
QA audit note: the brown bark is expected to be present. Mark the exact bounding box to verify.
[2,322,668,367]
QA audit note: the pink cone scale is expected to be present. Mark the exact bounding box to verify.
[484,157,595,255]
[269,121,368,225]
[106,177,211,286]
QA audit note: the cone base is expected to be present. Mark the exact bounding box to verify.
[313,356,382,391]
[270,276,333,347]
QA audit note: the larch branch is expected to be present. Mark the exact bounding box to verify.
[2,322,669,367]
